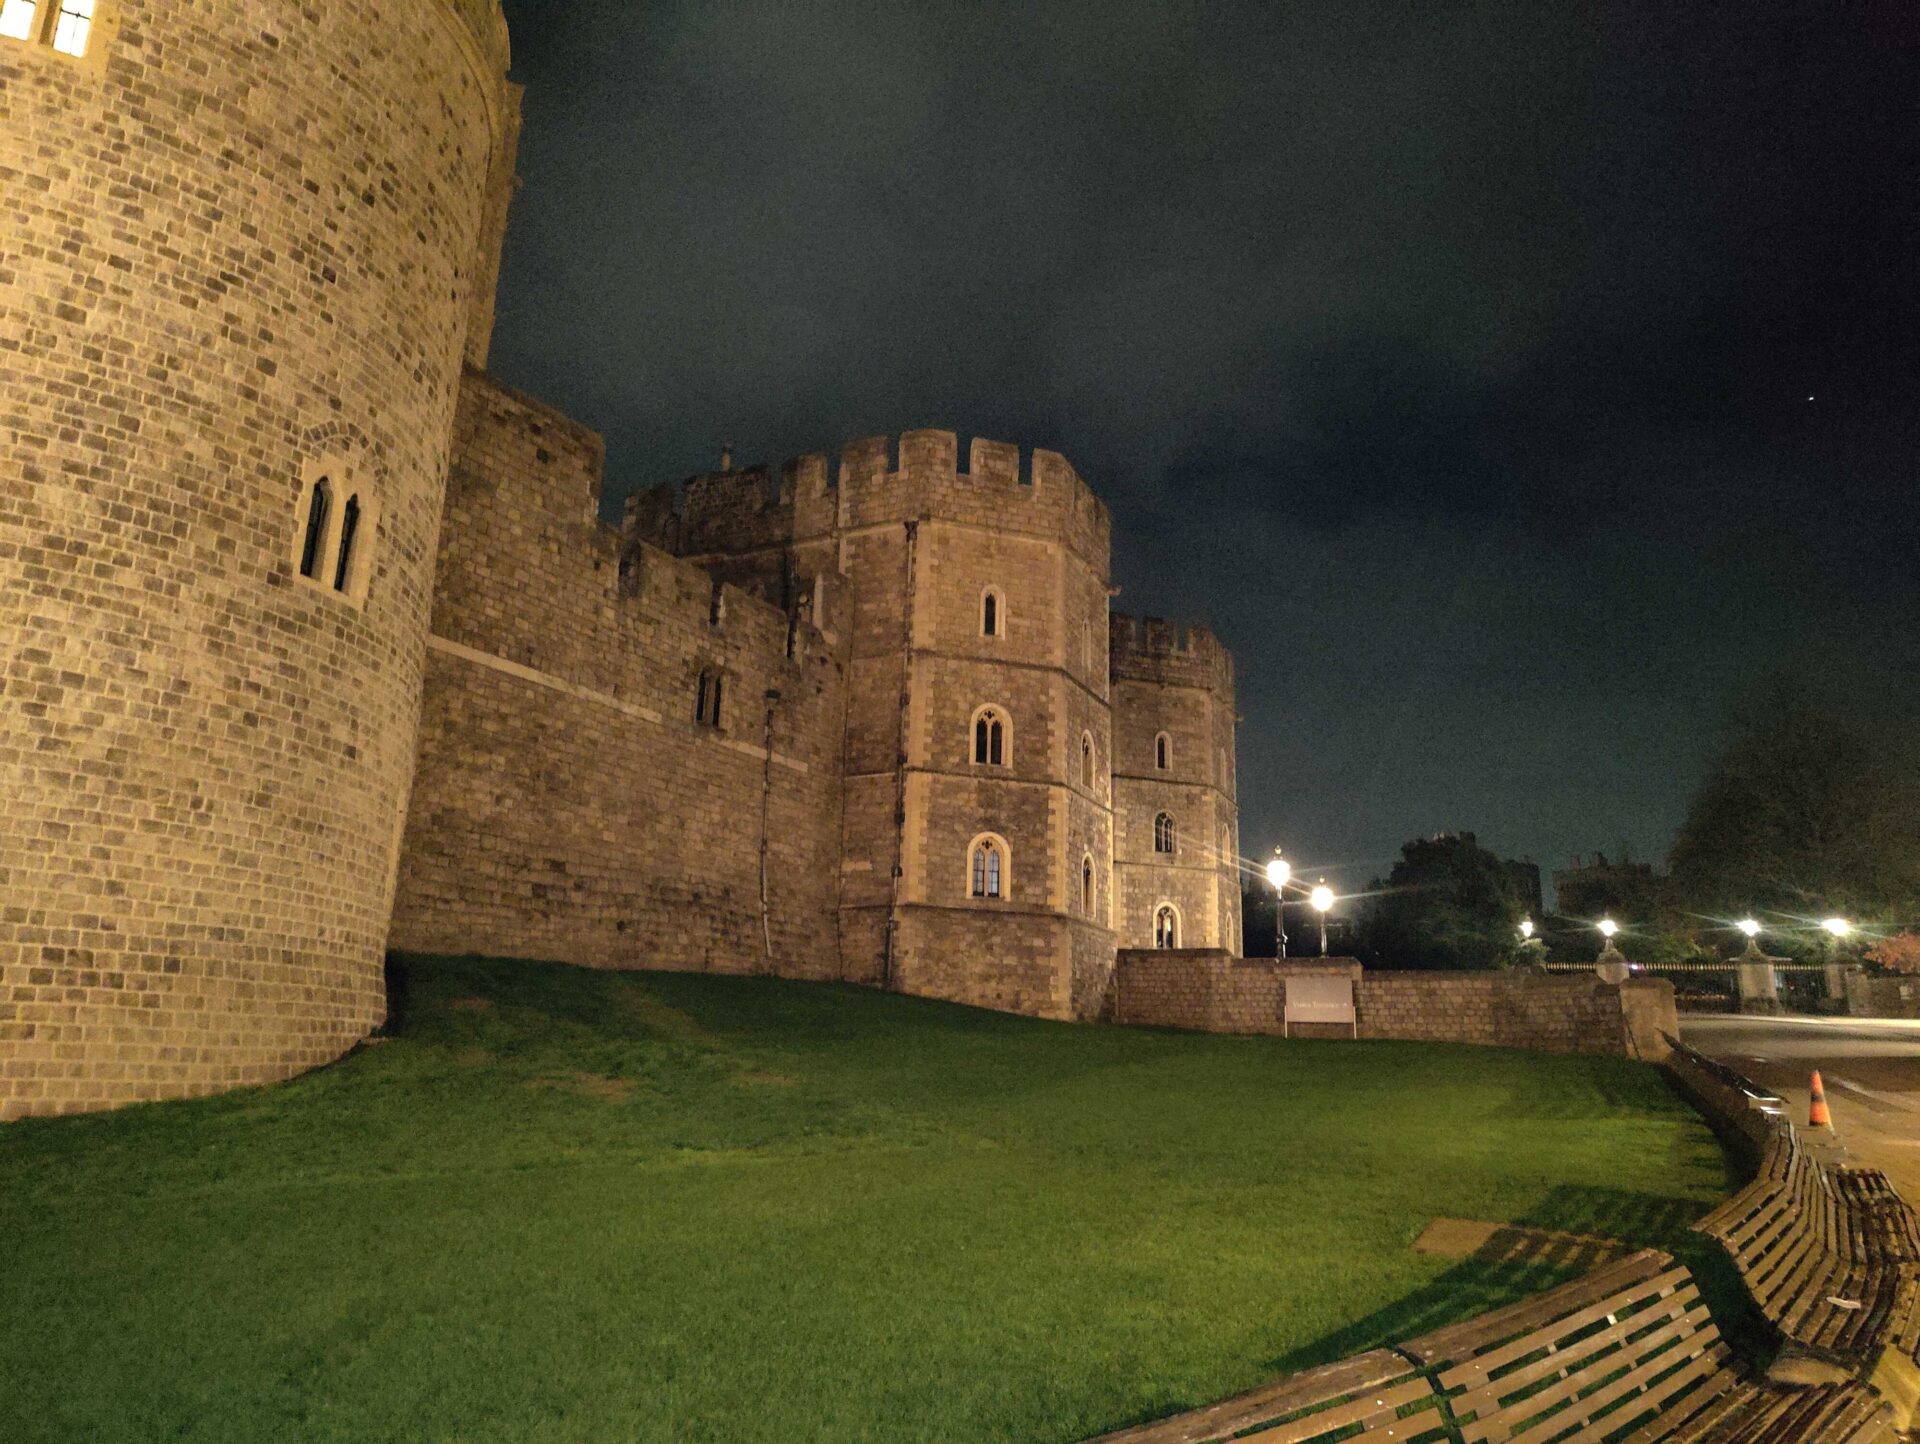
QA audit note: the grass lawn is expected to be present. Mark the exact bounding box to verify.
[1,955,1734,1443]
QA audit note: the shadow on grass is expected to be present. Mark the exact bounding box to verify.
[1265,1184,1774,1377]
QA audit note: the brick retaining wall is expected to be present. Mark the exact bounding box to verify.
[1114,951,1676,1058]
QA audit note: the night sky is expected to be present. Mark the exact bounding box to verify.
[490,0,1918,897]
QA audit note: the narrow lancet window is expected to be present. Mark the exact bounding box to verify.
[332,494,361,592]
[51,0,91,54]
[0,2,40,42]
[982,589,1001,638]
[298,478,331,580]
[970,838,1005,899]
[972,708,1004,766]
[1155,732,1171,770]
[1155,905,1178,948]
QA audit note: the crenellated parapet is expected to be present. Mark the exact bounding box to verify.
[652,428,1112,572]
[1109,614,1236,698]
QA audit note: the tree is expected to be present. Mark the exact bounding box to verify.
[1866,933,1920,976]
[1668,705,1920,952]
[1356,833,1530,970]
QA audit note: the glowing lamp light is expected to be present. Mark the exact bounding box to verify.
[1737,918,1761,939]
[1265,858,1291,890]
[1519,918,1535,939]
[1598,918,1618,940]
[1822,917,1852,939]
[1309,884,1335,914]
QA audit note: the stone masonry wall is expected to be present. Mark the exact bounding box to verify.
[388,373,849,977]
[1110,617,1240,953]
[1114,952,1666,1056]
[0,0,510,1118]
[658,429,1121,1018]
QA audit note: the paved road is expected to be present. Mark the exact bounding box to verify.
[1679,1013,1920,1201]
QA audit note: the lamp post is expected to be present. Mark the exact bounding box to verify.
[1265,852,1291,959]
[1519,917,1535,941]
[1822,916,1852,941]
[1310,880,1335,957]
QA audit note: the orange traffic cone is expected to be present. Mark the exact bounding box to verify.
[1809,1071,1833,1130]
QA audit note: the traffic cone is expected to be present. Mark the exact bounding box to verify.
[1809,1070,1833,1130]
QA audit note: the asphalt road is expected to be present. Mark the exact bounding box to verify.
[1679,1013,1920,1201]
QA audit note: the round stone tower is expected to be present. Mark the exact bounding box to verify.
[0,0,515,1117]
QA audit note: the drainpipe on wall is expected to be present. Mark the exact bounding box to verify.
[882,519,919,992]
[759,688,781,973]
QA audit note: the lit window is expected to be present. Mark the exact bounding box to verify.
[51,0,90,55]
[970,838,1005,899]
[298,478,331,581]
[333,494,361,593]
[0,1,38,42]
[1154,812,1175,854]
[972,707,1005,766]
[696,669,723,727]
[1155,732,1171,770]
[1155,905,1178,948]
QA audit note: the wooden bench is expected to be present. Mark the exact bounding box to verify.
[1085,1347,1448,1443]
[1694,1124,1920,1364]
[1086,1248,1898,1442]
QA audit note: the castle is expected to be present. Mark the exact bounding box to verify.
[0,0,1237,1120]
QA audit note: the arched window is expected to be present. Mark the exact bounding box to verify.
[1154,812,1175,854]
[981,588,1003,638]
[1081,733,1095,788]
[50,0,91,54]
[971,706,1006,766]
[969,835,1008,899]
[0,3,42,42]
[1155,904,1179,948]
[1155,732,1171,770]
[696,669,723,727]
[332,493,362,592]
[2,1,96,57]
[298,476,331,580]
[1081,854,1094,915]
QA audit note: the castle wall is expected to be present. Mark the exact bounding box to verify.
[1110,618,1242,953]
[670,430,1119,1017]
[388,374,848,978]
[0,0,511,1118]
[1113,953,1657,1056]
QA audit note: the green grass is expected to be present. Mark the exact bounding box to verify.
[0,955,1735,1443]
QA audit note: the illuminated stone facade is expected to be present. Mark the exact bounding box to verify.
[1,2,1237,1118]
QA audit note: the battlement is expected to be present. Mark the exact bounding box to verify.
[1109,613,1236,694]
[647,429,1111,570]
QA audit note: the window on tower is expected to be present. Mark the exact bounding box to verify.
[971,706,1007,766]
[969,836,1008,900]
[0,0,99,56]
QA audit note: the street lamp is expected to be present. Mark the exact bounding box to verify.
[1519,917,1535,940]
[1310,880,1335,957]
[1598,918,1618,942]
[1822,917,1852,939]
[1737,918,1761,939]
[1265,853,1291,959]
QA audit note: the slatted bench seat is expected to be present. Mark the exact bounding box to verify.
[1695,1125,1920,1365]
[1085,1347,1448,1443]
[1399,1249,1741,1441]
[1088,1248,1897,1443]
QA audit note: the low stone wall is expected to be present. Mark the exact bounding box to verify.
[1113,951,1676,1059]
[1843,971,1920,1020]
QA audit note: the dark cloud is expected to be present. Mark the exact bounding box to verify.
[494,0,1920,892]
